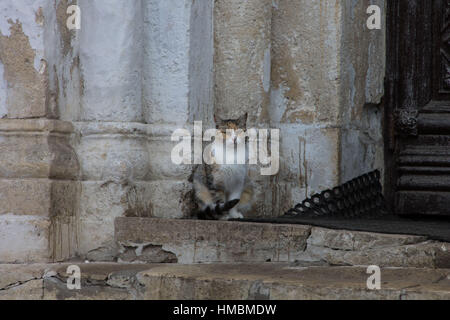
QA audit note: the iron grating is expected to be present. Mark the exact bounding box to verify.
[285,170,388,219]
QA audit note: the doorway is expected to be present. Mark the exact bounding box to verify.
[385,0,450,216]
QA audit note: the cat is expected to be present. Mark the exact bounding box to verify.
[192,113,254,220]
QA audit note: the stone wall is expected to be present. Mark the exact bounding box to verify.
[340,0,385,183]
[0,1,79,263]
[0,0,386,263]
[269,0,386,215]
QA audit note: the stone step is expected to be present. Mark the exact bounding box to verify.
[0,263,449,300]
[114,217,450,268]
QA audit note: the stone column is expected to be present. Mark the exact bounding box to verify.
[143,0,214,218]
[73,0,150,260]
[0,0,79,262]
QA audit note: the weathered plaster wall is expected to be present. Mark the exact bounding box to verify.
[0,1,79,263]
[0,119,79,263]
[71,0,148,260]
[189,0,214,125]
[268,0,385,215]
[142,0,214,221]
[271,0,342,126]
[71,0,213,259]
[78,0,143,122]
[0,0,386,263]
[269,0,343,215]
[340,0,385,183]
[213,0,273,217]
[47,0,82,121]
[214,0,272,125]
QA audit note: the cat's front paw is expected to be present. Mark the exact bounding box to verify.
[234,212,244,219]
[228,209,244,219]
[218,211,243,221]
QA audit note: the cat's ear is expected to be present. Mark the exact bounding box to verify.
[214,114,220,129]
[214,114,228,129]
[237,113,248,129]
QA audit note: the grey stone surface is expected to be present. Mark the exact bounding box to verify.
[0,280,44,300]
[214,0,271,123]
[1,263,448,300]
[115,217,311,264]
[0,263,150,300]
[0,119,78,263]
[115,218,450,269]
[0,215,52,263]
[269,0,386,216]
[136,264,450,300]
[0,0,389,265]
[340,0,386,183]
[303,227,450,268]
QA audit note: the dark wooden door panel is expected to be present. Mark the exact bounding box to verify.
[387,0,450,216]
[433,0,450,100]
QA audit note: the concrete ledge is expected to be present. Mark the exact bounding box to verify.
[115,217,311,264]
[114,218,450,268]
[0,263,449,300]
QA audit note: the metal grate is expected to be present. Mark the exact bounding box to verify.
[285,170,388,218]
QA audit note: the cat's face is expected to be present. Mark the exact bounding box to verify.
[215,114,247,145]
[217,122,242,145]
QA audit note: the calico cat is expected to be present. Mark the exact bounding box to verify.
[192,114,254,220]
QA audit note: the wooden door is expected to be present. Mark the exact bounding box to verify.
[386,0,450,215]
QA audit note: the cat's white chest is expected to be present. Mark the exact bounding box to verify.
[210,142,248,195]
[209,140,247,165]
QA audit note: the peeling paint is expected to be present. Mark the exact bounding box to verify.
[117,241,178,264]
[0,19,47,118]
[0,0,47,71]
[35,7,44,26]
